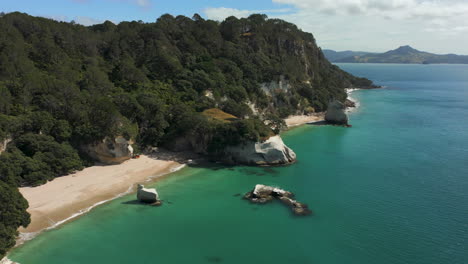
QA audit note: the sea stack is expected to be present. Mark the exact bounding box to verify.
[137,184,160,204]
[325,100,349,125]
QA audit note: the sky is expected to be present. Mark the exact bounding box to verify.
[2,0,467,54]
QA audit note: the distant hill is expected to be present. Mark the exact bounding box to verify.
[325,45,468,64]
[322,49,373,62]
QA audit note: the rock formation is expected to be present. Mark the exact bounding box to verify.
[84,136,133,164]
[244,184,312,216]
[137,184,160,204]
[0,257,18,264]
[224,135,296,166]
[325,100,349,125]
[0,137,12,155]
[345,99,356,108]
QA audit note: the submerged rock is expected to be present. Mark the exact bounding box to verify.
[244,184,312,216]
[224,135,296,166]
[325,100,349,125]
[84,136,134,164]
[137,184,160,204]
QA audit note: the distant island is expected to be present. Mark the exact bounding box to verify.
[323,45,468,64]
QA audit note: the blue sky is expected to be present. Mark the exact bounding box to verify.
[2,0,468,54]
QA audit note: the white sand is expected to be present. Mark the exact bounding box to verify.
[19,155,182,235]
[284,113,325,127]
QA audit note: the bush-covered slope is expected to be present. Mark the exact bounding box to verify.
[0,12,373,257]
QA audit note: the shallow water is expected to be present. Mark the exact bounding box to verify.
[10,64,468,264]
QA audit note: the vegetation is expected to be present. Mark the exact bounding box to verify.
[202,108,239,122]
[0,12,373,257]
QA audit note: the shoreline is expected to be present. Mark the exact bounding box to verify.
[16,153,187,245]
[12,88,364,250]
[284,113,325,127]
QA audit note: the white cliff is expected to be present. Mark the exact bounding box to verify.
[0,137,12,155]
[84,136,133,164]
[224,135,296,165]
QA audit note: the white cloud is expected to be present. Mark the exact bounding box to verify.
[204,7,291,21]
[74,16,104,26]
[272,0,468,19]
[134,0,151,8]
[103,0,152,9]
[204,0,468,54]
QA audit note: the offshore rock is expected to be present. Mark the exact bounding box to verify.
[224,135,296,165]
[244,184,312,216]
[137,184,159,204]
[84,136,133,164]
[325,100,349,125]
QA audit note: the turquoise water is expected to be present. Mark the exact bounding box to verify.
[10,64,468,264]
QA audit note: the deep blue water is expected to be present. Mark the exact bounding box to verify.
[10,64,468,264]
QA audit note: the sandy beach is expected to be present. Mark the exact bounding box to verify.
[18,155,183,236]
[284,113,325,127]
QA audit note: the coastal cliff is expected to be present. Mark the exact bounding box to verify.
[0,12,374,257]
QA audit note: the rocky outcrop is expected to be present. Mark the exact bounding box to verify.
[345,99,356,108]
[0,137,12,155]
[260,75,291,96]
[223,135,296,166]
[137,184,160,204]
[325,100,349,125]
[84,136,133,164]
[244,184,312,216]
[0,257,18,264]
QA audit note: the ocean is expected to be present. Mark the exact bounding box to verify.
[9,64,468,264]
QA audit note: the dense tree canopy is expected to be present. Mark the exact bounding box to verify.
[0,12,373,258]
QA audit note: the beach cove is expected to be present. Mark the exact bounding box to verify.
[8,64,468,264]
[15,116,319,243]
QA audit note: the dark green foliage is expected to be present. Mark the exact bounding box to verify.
[0,12,373,256]
[0,181,30,259]
[3,134,83,186]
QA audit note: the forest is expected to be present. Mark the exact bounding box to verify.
[0,12,372,258]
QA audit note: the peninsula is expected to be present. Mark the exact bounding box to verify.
[0,12,373,258]
[324,45,468,64]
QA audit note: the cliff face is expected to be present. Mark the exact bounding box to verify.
[0,137,12,155]
[84,136,134,164]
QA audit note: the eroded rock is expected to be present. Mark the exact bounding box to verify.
[0,137,12,155]
[137,184,160,204]
[224,135,296,166]
[325,100,349,125]
[244,184,312,216]
[84,136,133,164]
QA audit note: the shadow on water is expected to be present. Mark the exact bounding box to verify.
[121,200,173,205]
[205,256,223,263]
[307,120,329,126]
